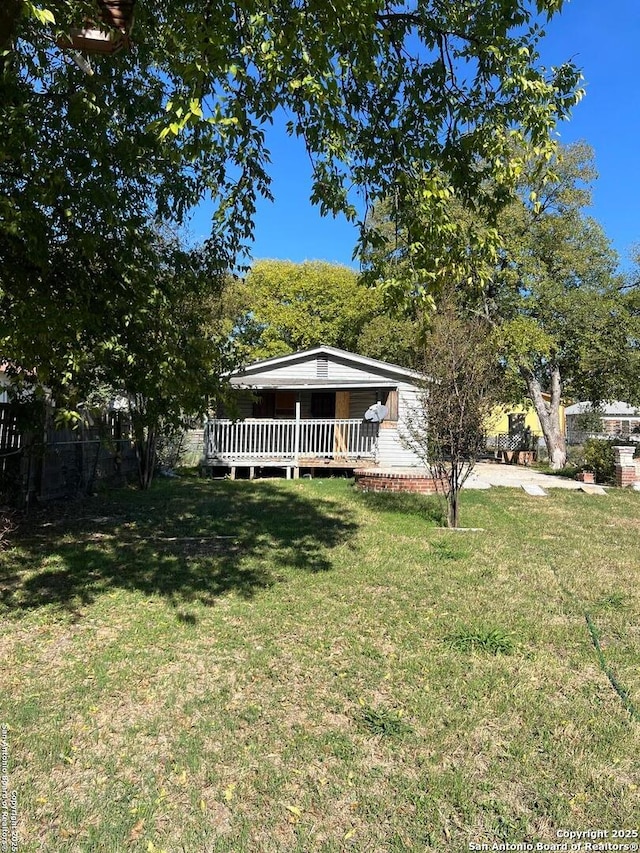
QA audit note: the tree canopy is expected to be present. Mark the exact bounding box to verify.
[364,142,639,469]
[1,0,584,450]
[2,1,582,262]
[220,260,376,361]
[219,259,423,367]
[489,143,638,466]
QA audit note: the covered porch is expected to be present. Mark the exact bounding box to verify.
[203,383,397,476]
[203,415,379,477]
[200,346,416,477]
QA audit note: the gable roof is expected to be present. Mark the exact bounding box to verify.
[230,345,422,390]
[234,346,421,378]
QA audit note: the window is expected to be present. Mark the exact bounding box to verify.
[252,391,296,418]
[252,392,275,418]
[275,391,296,417]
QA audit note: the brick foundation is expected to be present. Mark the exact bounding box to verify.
[354,468,446,495]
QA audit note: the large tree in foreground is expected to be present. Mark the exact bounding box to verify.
[2,2,582,375]
[1,1,586,443]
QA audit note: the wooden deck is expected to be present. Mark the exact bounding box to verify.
[202,417,378,476]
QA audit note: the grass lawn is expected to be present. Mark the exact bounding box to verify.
[1,475,638,852]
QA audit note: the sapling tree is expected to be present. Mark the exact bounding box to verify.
[402,300,500,528]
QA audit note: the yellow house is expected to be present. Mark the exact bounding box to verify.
[488,394,566,447]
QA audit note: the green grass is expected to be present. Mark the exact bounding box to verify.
[444,626,515,655]
[1,475,639,851]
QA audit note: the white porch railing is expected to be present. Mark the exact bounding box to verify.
[204,418,377,463]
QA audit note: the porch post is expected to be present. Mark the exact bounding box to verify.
[294,395,301,474]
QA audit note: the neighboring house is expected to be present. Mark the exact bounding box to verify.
[487,396,567,453]
[203,346,424,477]
[565,401,640,444]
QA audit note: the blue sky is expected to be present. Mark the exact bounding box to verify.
[192,0,640,271]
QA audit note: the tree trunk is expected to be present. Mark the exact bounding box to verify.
[447,490,459,528]
[135,424,157,490]
[446,466,460,528]
[525,369,566,470]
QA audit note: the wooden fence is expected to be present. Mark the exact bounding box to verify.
[0,403,138,504]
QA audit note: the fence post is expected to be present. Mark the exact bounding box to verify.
[614,445,637,487]
[294,397,301,471]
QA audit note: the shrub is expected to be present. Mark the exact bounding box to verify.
[155,426,187,471]
[582,438,639,484]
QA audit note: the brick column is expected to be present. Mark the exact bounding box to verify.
[614,446,637,488]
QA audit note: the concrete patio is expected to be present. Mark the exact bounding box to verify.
[463,460,587,490]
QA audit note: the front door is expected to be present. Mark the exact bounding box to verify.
[310,392,336,418]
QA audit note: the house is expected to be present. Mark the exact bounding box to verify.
[487,396,567,454]
[202,346,424,477]
[565,401,640,444]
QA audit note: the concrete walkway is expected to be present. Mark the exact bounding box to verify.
[463,460,584,490]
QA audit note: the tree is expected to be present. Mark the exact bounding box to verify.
[490,143,636,469]
[220,259,424,367]
[402,299,501,528]
[365,143,638,470]
[92,237,233,489]
[221,260,378,361]
[2,1,583,276]
[7,231,231,490]
[2,1,583,443]
[356,312,423,368]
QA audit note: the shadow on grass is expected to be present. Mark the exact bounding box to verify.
[0,479,359,618]
[355,490,445,525]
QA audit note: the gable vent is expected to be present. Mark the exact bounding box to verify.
[317,356,328,378]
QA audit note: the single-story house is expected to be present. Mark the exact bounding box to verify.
[203,346,425,477]
[487,396,567,453]
[565,401,640,444]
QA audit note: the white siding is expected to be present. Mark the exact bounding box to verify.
[241,356,322,382]
[235,352,415,387]
[349,389,378,419]
[377,386,424,467]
